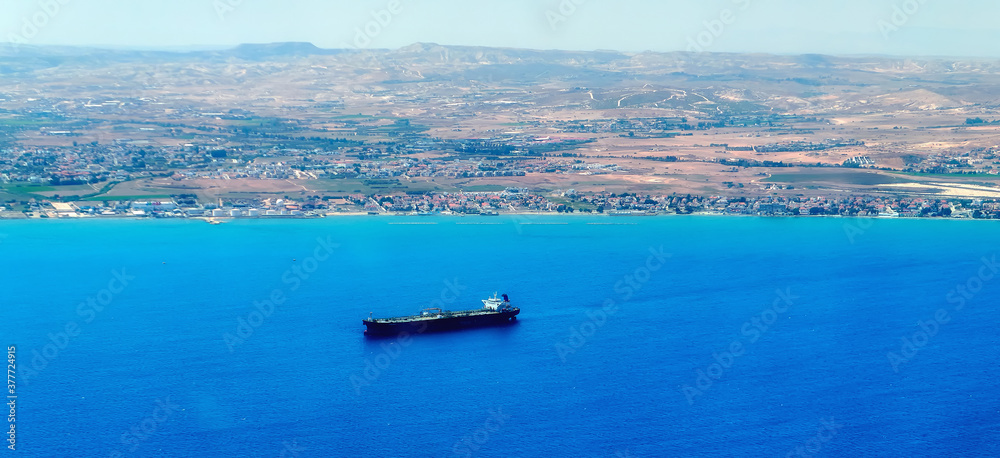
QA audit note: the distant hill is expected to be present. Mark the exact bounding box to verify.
[1,41,999,69]
[388,42,628,66]
[228,42,346,60]
[4,41,1000,90]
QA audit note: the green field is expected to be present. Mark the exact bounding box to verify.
[459,185,507,192]
[4,185,56,193]
[0,185,56,210]
[224,117,288,127]
[311,178,458,195]
[0,118,60,127]
[0,185,54,210]
[548,196,598,211]
[0,181,141,203]
[891,171,1000,180]
[82,195,172,202]
[764,171,916,186]
[329,114,381,120]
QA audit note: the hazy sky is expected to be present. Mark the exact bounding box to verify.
[2,0,998,57]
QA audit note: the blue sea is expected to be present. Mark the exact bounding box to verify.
[3,216,999,457]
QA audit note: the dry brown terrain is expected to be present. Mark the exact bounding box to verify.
[5,43,1000,199]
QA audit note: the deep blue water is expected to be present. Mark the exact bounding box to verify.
[2,216,999,457]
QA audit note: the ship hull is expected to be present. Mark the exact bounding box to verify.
[363,309,519,336]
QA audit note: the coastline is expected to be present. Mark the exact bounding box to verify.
[0,211,990,222]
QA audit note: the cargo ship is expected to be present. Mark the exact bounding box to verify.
[363,293,519,336]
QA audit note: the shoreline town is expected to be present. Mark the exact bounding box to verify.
[2,189,998,220]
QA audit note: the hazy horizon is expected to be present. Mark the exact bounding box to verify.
[2,0,1000,58]
[6,40,1000,62]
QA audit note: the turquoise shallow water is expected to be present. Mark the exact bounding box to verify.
[2,216,999,457]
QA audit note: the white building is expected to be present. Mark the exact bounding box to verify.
[131,201,178,212]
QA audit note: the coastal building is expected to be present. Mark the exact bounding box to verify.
[51,202,77,215]
[131,201,178,212]
[759,202,788,215]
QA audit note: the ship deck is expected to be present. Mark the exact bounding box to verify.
[368,308,512,324]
